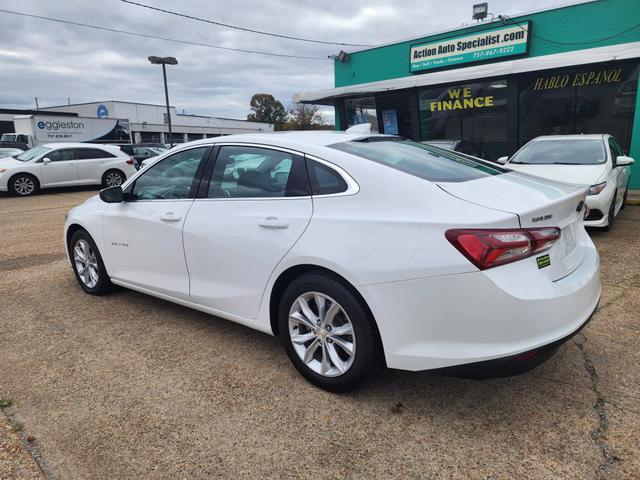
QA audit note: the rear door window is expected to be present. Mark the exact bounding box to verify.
[206,145,310,198]
[75,148,116,159]
[329,140,505,182]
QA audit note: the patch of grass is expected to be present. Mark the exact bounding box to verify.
[12,421,24,433]
[0,398,13,408]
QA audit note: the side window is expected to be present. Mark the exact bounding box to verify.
[206,146,309,198]
[131,147,207,200]
[75,148,116,160]
[307,160,348,195]
[47,149,75,162]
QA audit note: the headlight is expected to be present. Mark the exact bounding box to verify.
[587,182,606,195]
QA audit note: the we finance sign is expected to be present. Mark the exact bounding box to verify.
[410,22,530,73]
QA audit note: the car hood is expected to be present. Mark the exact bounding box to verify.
[0,157,24,168]
[504,163,607,186]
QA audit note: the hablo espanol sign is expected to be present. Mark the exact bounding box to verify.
[410,22,530,73]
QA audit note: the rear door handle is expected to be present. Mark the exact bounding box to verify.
[160,212,182,222]
[258,217,289,229]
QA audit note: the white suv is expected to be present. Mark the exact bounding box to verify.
[0,143,137,196]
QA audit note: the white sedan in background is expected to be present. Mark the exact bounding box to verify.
[0,143,137,196]
[64,132,600,391]
[500,134,634,230]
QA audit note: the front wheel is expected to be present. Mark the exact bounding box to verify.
[69,230,115,295]
[9,173,39,196]
[603,190,617,231]
[278,273,381,392]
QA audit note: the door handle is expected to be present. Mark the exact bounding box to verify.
[258,216,289,229]
[160,212,182,222]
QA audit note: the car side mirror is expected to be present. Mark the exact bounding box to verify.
[42,157,51,164]
[99,186,124,203]
[497,156,509,164]
[616,155,634,166]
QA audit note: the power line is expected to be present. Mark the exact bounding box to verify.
[120,0,372,48]
[499,14,640,46]
[0,8,326,60]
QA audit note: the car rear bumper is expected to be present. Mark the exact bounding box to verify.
[361,239,600,371]
[432,300,597,378]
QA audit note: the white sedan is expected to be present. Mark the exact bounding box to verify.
[499,134,634,230]
[64,132,600,391]
[0,143,137,196]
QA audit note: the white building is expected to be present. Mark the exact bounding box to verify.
[43,100,272,143]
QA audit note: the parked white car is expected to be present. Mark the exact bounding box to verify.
[499,135,634,230]
[64,132,600,391]
[0,143,137,196]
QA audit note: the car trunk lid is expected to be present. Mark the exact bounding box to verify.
[437,171,588,280]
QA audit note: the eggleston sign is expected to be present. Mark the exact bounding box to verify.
[410,22,530,73]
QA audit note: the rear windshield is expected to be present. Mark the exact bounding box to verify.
[329,140,505,182]
[509,139,606,165]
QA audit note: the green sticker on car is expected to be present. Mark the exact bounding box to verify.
[536,254,551,269]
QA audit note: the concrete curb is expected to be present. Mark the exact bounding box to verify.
[626,190,640,206]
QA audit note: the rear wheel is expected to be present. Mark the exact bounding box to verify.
[621,181,629,209]
[69,230,115,295]
[9,173,39,196]
[278,273,380,392]
[603,191,617,231]
[102,169,125,188]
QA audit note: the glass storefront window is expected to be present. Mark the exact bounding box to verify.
[518,62,639,152]
[418,79,508,161]
[345,97,378,132]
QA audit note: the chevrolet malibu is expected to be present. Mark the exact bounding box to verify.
[64,132,600,391]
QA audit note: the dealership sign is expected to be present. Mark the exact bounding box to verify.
[33,115,119,142]
[410,22,530,73]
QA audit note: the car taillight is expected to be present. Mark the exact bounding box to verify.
[126,158,135,165]
[445,227,561,270]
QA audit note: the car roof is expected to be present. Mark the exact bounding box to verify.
[531,134,606,142]
[42,142,125,151]
[183,131,397,150]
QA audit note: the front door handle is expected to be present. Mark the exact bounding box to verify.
[160,212,182,222]
[258,216,289,229]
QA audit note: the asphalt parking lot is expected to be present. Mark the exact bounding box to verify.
[1,187,639,480]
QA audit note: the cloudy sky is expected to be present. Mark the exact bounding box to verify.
[0,0,572,121]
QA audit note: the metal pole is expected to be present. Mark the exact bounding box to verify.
[162,63,173,147]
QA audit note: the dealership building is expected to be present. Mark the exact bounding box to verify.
[1,100,272,143]
[297,0,640,188]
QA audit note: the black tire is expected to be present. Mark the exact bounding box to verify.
[621,182,629,210]
[68,229,115,295]
[8,173,39,196]
[101,169,126,188]
[603,191,617,231]
[278,272,381,392]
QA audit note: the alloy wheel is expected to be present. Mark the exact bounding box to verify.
[14,177,35,195]
[288,292,356,377]
[73,239,99,289]
[105,172,123,187]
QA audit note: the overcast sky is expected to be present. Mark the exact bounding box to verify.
[0,0,573,121]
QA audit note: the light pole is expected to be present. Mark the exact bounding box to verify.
[148,56,178,147]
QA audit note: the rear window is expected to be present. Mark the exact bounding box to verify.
[329,140,505,182]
